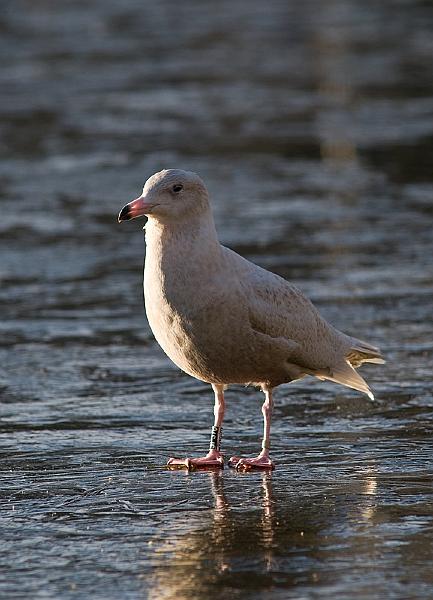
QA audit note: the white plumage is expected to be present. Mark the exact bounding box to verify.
[119,169,384,470]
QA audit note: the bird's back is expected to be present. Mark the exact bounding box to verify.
[221,246,348,361]
[143,219,383,395]
[219,246,384,395]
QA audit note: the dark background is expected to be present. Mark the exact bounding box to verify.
[1,1,433,598]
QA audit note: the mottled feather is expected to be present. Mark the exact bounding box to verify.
[139,169,383,398]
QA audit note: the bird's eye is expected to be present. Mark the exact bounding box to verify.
[172,184,183,193]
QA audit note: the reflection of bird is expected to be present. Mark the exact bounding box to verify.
[118,169,384,470]
[147,471,275,600]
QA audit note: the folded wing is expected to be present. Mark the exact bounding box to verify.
[225,247,384,398]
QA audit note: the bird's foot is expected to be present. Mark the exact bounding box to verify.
[228,452,275,472]
[167,450,224,471]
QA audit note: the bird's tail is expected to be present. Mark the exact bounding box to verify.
[316,360,375,400]
[346,339,385,367]
[315,339,384,401]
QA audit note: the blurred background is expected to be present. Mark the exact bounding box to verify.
[1,1,432,599]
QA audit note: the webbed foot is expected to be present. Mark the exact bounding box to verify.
[167,450,224,471]
[228,453,275,471]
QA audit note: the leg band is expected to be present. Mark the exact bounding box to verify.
[209,426,222,451]
[262,440,270,450]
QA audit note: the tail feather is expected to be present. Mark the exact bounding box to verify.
[315,360,375,400]
[347,339,385,367]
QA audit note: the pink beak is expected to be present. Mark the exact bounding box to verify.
[118,196,156,222]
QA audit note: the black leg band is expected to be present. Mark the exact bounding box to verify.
[209,425,222,451]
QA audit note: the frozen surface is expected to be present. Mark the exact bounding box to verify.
[1,1,432,598]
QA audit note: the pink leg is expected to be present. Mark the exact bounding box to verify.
[229,388,275,471]
[167,384,225,470]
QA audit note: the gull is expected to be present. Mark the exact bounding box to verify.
[118,169,384,470]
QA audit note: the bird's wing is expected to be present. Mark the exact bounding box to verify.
[221,246,347,368]
[219,247,378,398]
[225,249,326,346]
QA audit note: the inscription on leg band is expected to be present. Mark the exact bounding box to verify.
[209,426,222,451]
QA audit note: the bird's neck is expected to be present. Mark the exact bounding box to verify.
[144,211,221,274]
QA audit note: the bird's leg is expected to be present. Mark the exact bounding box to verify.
[229,388,275,471]
[167,384,225,470]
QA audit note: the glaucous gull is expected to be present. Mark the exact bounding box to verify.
[118,169,384,471]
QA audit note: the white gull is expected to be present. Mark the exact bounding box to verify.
[118,169,384,470]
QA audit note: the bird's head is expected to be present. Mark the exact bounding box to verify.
[118,169,210,225]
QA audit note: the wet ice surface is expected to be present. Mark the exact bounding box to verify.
[1,0,433,598]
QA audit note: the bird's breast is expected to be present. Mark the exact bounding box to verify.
[143,269,255,383]
[143,266,219,379]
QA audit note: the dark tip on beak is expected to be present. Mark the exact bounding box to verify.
[118,204,131,223]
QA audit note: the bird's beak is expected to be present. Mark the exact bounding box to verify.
[118,196,157,222]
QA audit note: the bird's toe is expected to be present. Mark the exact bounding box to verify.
[228,456,242,468]
[229,455,275,471]
[167,457,193,470]
[167,451,224,471]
